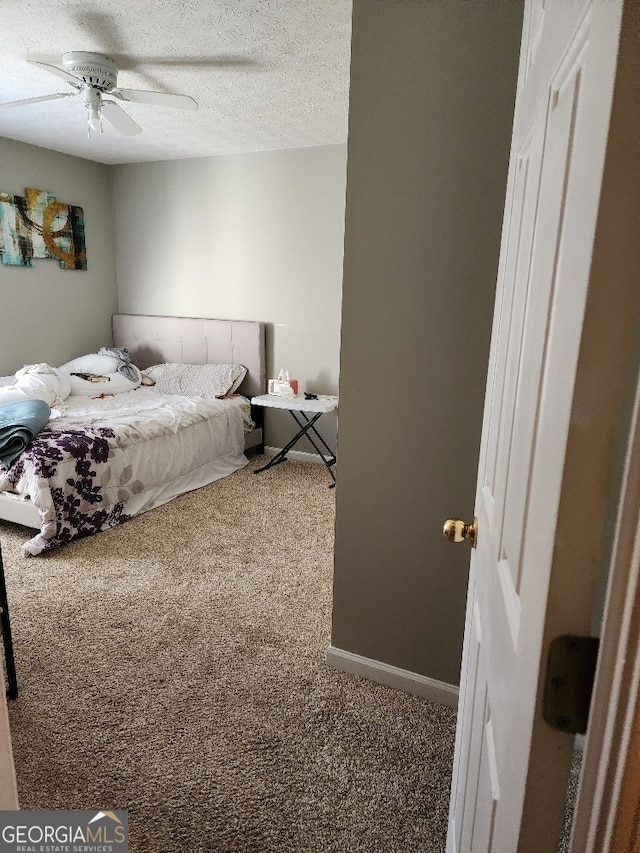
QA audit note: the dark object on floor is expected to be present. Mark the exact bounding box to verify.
[0,544,17,699]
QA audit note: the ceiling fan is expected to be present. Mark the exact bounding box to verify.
[0,52,198,137]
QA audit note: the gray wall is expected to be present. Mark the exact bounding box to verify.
[0,139,118,375]
[331,0,524,685]
[110,145,347,452]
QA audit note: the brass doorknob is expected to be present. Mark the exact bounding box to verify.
[443,517,478,548]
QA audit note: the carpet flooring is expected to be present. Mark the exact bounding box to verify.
[1,456,457,853]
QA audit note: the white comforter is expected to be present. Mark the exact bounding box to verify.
[0,363,71,410]
[0,387,247,555]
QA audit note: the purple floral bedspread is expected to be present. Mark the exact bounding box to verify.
[1,425,136,555]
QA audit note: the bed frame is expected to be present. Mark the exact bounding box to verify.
[0,314,266,530]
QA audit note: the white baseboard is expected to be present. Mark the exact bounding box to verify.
[264,446,330,464]
[326,645,460,709]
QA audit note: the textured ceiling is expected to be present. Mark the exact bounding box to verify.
[0,0,352,165]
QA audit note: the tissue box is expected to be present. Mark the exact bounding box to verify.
[268,377,299,396]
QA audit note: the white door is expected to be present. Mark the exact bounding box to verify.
[446,1,626,851]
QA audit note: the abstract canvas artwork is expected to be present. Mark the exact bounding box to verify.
[0,187,87,270]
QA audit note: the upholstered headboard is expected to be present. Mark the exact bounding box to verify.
[112,314,266,398]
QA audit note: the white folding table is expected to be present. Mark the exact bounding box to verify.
[251,394,338,487]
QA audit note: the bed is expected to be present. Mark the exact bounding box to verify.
[0,314,266,555]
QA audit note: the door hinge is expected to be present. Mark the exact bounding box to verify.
[542,635,600,734]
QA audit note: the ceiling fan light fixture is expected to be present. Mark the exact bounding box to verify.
[85,88,103,138]
[88,105,102,133]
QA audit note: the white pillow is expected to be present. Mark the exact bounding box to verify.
[58,353,142,396]
[144,362,247,398]
[59,353,120,375]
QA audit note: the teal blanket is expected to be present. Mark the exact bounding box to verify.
[0,399,51,469]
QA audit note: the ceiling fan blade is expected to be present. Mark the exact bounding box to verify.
[0,92,76,109]
[31,60,82,89]
[101,100,142,136]
[112,88,198,111]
